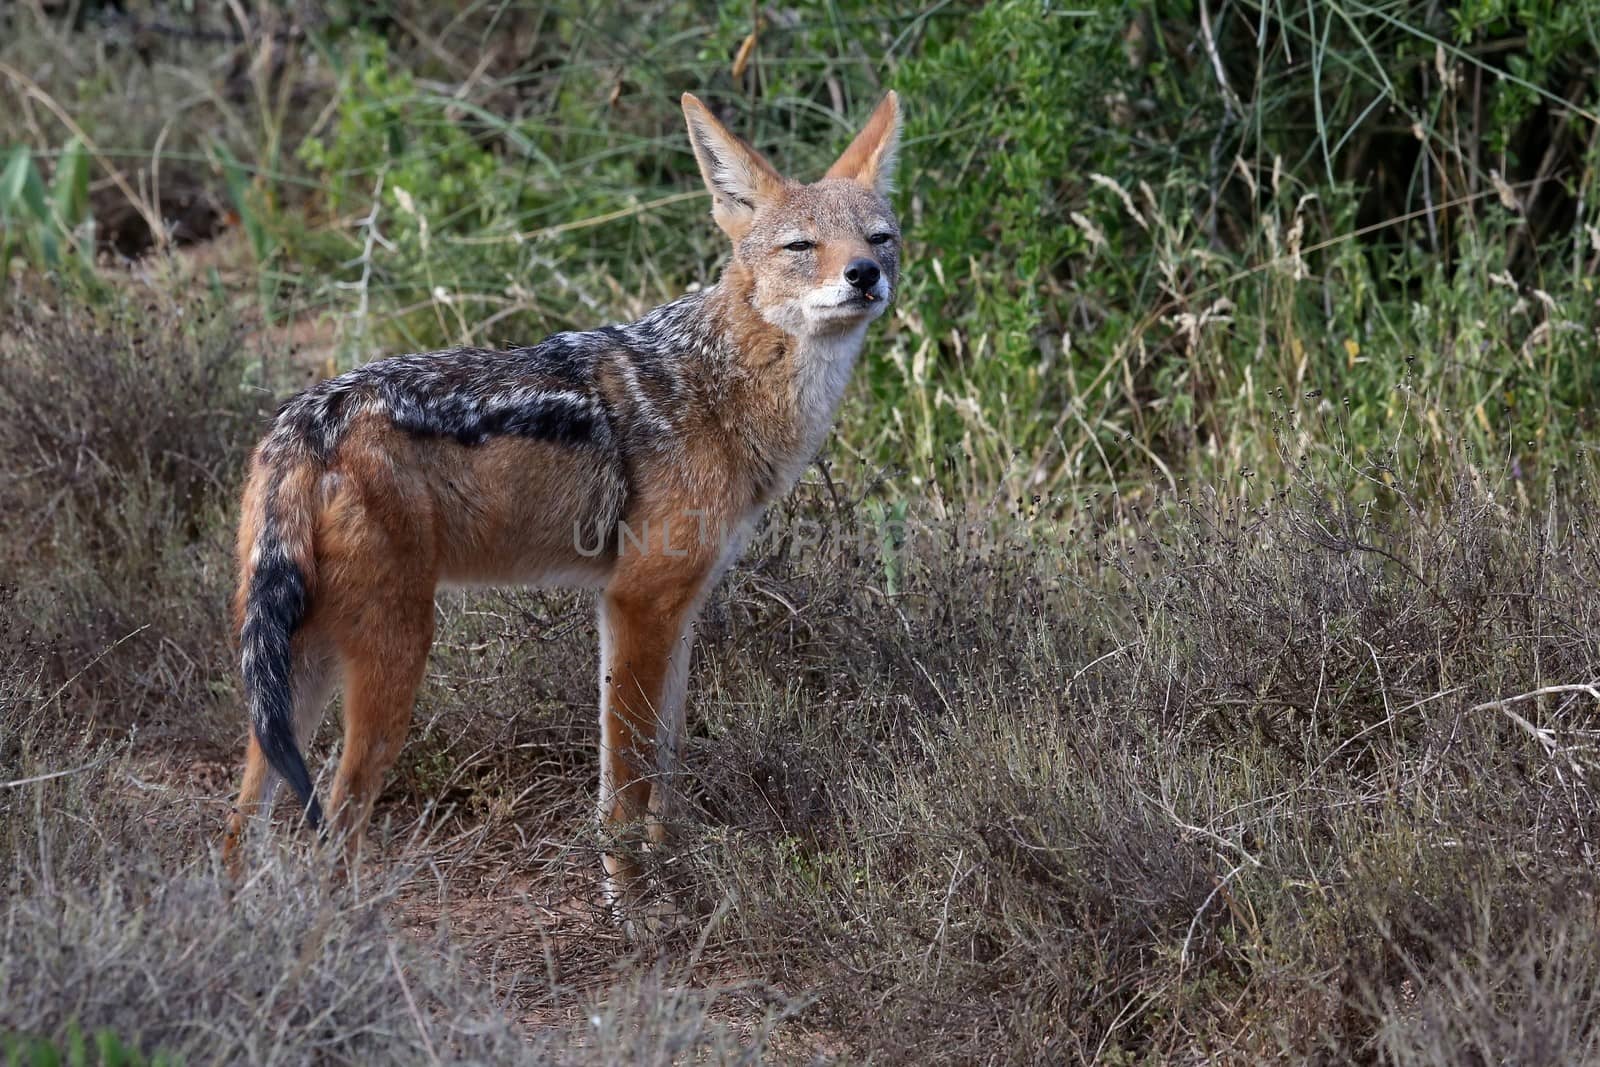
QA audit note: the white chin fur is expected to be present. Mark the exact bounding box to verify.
[796,284,890,332]
[760,283,891,337]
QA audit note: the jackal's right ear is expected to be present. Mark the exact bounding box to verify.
[682,93,782,238]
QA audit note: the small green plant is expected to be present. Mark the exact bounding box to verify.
[3,1024,179,1067]
[0,139,92,276]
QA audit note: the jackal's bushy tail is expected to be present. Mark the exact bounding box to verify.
[240,453,323,829]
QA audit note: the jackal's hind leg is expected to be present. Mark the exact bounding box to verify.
[325,597,434,870]
[222,639,337,878]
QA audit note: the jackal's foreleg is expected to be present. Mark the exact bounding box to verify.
[597,581,699,903]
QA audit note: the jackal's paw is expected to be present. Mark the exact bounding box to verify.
[604,880,685,941]
[622,898,687,942]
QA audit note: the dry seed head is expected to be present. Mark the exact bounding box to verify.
[1491,169,1521,212]
[1435,43,1461,92]
[1089,173,1147,231]
[1234,156,1257,198]
[1070,211,1108,252]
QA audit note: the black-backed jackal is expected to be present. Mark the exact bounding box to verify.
[222,91,902,910]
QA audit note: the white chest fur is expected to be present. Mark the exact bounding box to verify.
[772,322,868,494]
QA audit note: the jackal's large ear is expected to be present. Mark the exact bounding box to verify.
[825,91,900,196]
[681,93,782,238]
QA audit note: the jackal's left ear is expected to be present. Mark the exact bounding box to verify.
[825,91,900,196]
[682,93,782,238]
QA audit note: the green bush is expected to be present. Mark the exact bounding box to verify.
[245,0,1600,500]
[6,1,1600,496]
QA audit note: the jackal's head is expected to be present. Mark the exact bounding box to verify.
[681,92,901,338]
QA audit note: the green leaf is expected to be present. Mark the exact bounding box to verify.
[1,146,22,210]
[50,137,90,231]
[1,145,48,222]
[62,1025,85,1067]
[213,141,269,264]
[0,147,22,262]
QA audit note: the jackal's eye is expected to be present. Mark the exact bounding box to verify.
[867,232,895,245]
[783,239,816,252]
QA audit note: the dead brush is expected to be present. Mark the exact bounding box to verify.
[0,291,266,735]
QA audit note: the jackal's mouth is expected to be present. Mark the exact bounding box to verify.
[834,288,888,309]
[801,287,892,327]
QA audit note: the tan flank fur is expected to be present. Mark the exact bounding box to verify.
[222,91,903,911]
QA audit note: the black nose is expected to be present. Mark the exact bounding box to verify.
[844,258,881,292]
